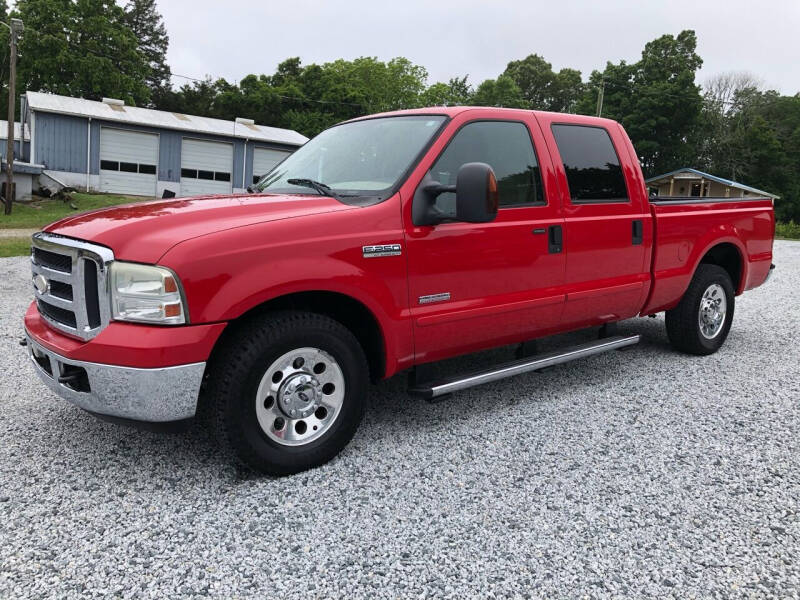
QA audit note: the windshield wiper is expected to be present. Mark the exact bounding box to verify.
[286,178,341,200]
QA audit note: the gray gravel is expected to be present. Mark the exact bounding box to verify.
[1,242,799,599]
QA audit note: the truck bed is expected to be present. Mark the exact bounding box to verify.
[642,196,775,315]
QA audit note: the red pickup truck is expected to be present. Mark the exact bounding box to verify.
[24,107,775,474]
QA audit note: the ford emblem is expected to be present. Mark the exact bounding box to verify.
[33,274,49,295]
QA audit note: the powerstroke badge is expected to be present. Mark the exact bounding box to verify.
[418,293,451,304]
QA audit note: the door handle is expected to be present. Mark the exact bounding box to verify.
[632,220,643,245]
[548,225,563,254]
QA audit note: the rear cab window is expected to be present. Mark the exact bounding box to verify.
[550,124,629,204]
[427,120,546,217]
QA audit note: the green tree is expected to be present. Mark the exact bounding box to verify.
[503,54,584,112]
[157,56,432,138]
[472,74,526,108]
[628,30,704,175]
[124,0,171,107]
[575,60,636,124]
[420,76,473,106]
[316,57,427,114]
[718,91,800,221]
[16,0,150,105]
[576,30,704,176]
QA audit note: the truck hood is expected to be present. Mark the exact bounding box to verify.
[44,193,356,263]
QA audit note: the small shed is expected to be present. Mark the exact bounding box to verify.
[646,168,779,200]
[0,160,44,201]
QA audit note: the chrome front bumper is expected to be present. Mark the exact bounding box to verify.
[25,332,206,422]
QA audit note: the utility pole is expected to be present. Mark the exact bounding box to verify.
[4,18,23,215]
[595,79,605,118]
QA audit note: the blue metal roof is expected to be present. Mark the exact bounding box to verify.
[645,167,779,199]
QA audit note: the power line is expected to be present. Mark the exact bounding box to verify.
[19,23,770,112]
[19,26,369,110]
[594,78,738,106]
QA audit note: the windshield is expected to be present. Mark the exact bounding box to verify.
[254,115,447,202]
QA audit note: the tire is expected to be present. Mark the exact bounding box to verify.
[205,311,368,475]
[665,264,735,355]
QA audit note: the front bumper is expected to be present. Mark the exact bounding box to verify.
[26,332,205,422]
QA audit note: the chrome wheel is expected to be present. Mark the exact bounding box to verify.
[698,283,727,339]
[255,347,345,447]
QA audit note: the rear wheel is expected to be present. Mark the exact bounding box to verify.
[665,264,735,355]
[205,311,368,475]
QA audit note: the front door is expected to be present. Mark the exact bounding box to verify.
[403,114,566,364]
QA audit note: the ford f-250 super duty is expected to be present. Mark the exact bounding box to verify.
[24,107,775,474]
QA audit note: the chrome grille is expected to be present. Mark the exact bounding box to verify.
[31,232,114,340]
[32,247,73,273]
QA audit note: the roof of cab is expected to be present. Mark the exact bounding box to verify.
[346,106,619,127]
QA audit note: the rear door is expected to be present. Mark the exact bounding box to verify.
[403,112,566,364]
[537,116,651,327]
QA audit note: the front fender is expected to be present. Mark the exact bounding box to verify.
[158,200,413,376]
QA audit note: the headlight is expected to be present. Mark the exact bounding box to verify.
[110,262,187,325]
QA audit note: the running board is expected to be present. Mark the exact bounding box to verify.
[408,334,640,400]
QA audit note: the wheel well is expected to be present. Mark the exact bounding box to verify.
[222,291,386,381]
[699,243,742,291]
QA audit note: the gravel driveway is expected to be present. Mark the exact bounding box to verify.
[1,241,798,599]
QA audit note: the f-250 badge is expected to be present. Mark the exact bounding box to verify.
[362,244,402,258]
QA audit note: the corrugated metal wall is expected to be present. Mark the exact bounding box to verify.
[0,140,31,162]
[34,111,298,190]
[34,113,88,173]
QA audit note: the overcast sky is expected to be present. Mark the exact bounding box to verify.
[158,0,799,95]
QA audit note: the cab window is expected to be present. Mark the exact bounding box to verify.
[429,121,545,217]
[551,124,629,203]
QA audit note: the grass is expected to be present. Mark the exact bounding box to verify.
[0,192,144,230]
[776,221,800,240]
[0,237,32,257]
[0,192,148,257]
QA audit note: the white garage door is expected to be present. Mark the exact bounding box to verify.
[252,147,290,184]
[180,138,233,196]
[99,128,158,196]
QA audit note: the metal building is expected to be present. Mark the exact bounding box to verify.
[16,91,307,198]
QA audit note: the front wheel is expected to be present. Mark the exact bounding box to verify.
[665,264,735,355]
[205,311,368,475]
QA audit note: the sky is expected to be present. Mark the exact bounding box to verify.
[157,0,800,95]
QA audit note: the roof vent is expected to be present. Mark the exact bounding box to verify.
[102,97,126,112]
[235,117,259,131]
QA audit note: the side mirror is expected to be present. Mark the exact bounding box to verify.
[412,162,499,226]
[455,162,498,224]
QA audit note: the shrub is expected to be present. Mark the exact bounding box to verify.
[775,221,800,240]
